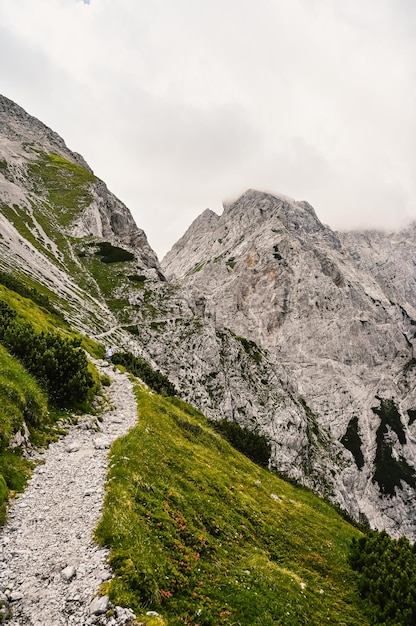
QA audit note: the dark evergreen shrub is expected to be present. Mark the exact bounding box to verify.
[372,398,416,495]
[340,416,364,469]
[0,474,8,525]
[349,529,416,625]
[111,351,177,396]
[94,242,135,263]
[233,334,263,364]
[407,409,416,426]
[0,270,63,319]
[0,300,94,408]
[211,419,271,467]
[128,274,147,283]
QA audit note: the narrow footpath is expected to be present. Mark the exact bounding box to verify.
[0,362,138,625]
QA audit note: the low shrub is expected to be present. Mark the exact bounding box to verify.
[211,419,271,467]
[349,529,416,624]
[0,300,95,409]
[0,475,8,524]
[94,242,135,264]
[0,449,34,524]
[0,270,63,320]
[111,351,177,396]
[0,343,48,449]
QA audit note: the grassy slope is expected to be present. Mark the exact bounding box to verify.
[96,384,369,626]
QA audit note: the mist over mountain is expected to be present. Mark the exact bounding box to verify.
[1,94,416,542]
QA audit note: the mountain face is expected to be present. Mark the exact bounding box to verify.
[162,190,416,538]
[1,96,416,540]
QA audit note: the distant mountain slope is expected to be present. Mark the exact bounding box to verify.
[162,189,416,539]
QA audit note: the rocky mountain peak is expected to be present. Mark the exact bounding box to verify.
[0,94,90,171]
[222,189,325,234]
[0,93,160,266]
[0,92,163,333]
[163,188,339,280]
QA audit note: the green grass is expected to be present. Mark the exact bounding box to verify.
[0,284,66,334]
[78,254,131,312]
[1,202,46,255]
[185,261,207,276]
[28,152,96,227]
[0,283,103,360]
[0,269,64,320]
[96,385,369,625]
[0,343,49,446]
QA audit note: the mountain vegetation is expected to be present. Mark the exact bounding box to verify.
[349,530,416,625]
[96,382,370,625]
[111,350,178,396]
[0,300,95,409]
[0,282,101,524]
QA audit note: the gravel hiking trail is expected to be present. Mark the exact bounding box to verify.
[0,363,138,625]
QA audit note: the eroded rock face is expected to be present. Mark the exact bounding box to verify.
[162,190,416,539]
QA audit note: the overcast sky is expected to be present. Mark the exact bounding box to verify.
[1,0,415,259]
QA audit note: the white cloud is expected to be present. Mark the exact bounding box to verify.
[0,0,415,257]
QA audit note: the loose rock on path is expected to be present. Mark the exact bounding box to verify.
[0,362,139,625]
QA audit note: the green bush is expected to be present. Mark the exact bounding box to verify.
[0,474,8,523]
[349,529,416,624]
[340,416,364,469]
[372,398,416,495]
[0,449,34,524]
[0,300,94,408]
[111,351,177,396]
[0,343,48,449]
[211,419,271,467]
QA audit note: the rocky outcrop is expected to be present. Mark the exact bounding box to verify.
[0,93,163,333]
[340,225,416,314]
[69,179,160,271]
[0,94,90,171]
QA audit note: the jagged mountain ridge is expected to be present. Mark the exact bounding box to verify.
[1,95,416,539]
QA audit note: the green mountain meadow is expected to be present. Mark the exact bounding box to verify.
[96,385,371,625]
